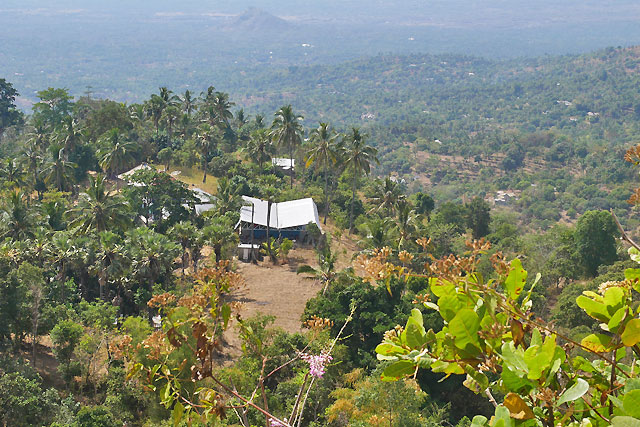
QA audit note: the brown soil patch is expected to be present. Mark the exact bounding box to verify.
[231,257,322,332]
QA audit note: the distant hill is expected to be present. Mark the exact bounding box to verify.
[226,8,293,33]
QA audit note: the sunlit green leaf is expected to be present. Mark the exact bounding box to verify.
[557,378,589,405]
[504,258,527,300]
[449,308,481,353]
[622,318,640,346]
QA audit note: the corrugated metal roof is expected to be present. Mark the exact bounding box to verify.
[272,158,295,170]
[239,196,321,230]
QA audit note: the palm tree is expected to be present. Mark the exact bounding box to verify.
[270,105,304,188]
[358,217,397,250]
[202,216,237,263]
[159,87,179,108]
[27,117,50,151]
[214,177,241,216]
[163,105,180,139]
[196,124,219,183]
[181,90,197,116]
[0,158,26,188]
[343,128,378,234]
[296,244,339,295]
[210,92,234,127]
[369,176,406,217]
[306,123,340,224]
[244,128,274,169]
[1,190,36,240]
[396,201,421,250]
[56,116,83,159]
[67,174,130,234]
[93,231,125,301]
[144,94,165,136]
[98,129,137,179]
[168,221,198,275]
[20,142,42,188]
[43,145,76,192]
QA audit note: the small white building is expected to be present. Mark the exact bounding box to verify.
[272,158,295,171]
[236,196,322,241]
[117,163,154,185]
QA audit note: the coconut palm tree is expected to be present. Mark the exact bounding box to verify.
[358,217,397,250]
[343,128,378,234]
[43,145,76,192]
[181,90,197,116]
[271,105,304,188]
[163,105,180,139]
[159,87,180,108]
[296,244,339,295]
[210,92,234,127]
[396,200,421,250]
[306,123,340,224]
[93,231,125,301]
[168,221,198,275]
[56,116,83,159]
[20,141,42,188]
[244,128,274,169]
[1,190,36,240]
[98,129,137,179]
[0,158,26,188]
[67,174,130,234]
[196,124,219,183]
[214,177,241,216]
[144,94,165,136]
[369,176,406,217]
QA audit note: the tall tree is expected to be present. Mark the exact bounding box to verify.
[343,128,378,234]
[93,231,125,301]
[244,128,274,169]
[1,190,36,240]
[575,210,619,276]
[144,94,165,136]
[465,197,491,239]
[306,123,340,224]
[181,89,197,116]
[168,221,198,275]
[0,79,23,139]
[369,176,405,218]
[32,87,73,129]
[195,124,219,183]
[56,116,83,159]
[271,105,304,188]
[98,129,137,179]
[43,145,76,192]
[68,174,130,234]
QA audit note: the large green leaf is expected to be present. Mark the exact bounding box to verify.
[449,309,481,353]
[404,315,427,349]
[624,390,640,418]
[504,258,527,300]
[380,360,415,382]
[172,401,184,427]
[523,335,556,380]
[464,365,489,393]
[604,287,626,315]
[581,333,614,353]
[490,405,514,427]
[500,342,528,373]
[576,295,611,322]
[622,318,640,347]
[439,294,472,322]
[612,417,640,427]
[557,378,589,405]
[470,415,489,427]
[375,343,409,357]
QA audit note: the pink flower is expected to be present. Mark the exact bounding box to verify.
[270,418,287,427]
[300,352,333,378]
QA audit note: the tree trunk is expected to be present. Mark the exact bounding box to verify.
[266,200,272,259]
[289,143,294,189]
[349,174,357,234]
[202,161,207,183]
[323,164,330,225]
[214,244,222,263]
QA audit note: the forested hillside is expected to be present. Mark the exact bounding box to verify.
[3,39,640,426]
